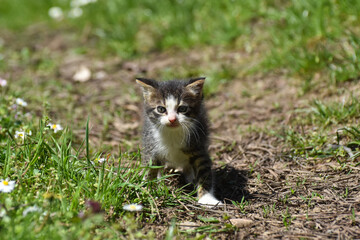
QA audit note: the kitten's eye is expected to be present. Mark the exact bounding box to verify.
[177,106,188,113]
[157,106,166,113]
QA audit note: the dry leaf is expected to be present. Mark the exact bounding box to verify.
[94,71,107,80]
[73,65,91,82]
[124,104,140,112]
[113,120,139,133]
[178,221,199,230]
[229,218,253,228]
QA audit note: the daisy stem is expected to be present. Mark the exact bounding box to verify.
[5,139,11,176]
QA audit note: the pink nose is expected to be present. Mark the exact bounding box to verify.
[168,117,177,123]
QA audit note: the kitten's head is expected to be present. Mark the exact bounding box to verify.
[136,77,205,129]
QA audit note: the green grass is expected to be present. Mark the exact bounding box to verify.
[0,86,239,238]
[310,97,360,125]
[260,1,360,83]
[287,96,360,129]
[2,0,359,85]
[281,125,360,163]
[280,96,360,161]
[0,1,54,30]
[0,89,199,239]
[81,0,360,86]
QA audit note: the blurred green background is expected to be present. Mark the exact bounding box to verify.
[1,0,359,84]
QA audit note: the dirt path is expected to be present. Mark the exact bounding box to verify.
[210,76,360,239]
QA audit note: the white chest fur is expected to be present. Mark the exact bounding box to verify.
[153,126,189,168]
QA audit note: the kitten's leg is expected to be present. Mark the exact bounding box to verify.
[192,155,222,206]
[144,156,162,180]
[182,166,195,184]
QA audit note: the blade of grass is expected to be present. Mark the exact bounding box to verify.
[86,117,96,173]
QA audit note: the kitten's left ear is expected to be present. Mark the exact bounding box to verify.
[186,77,205,96]
[136,78,158,90]
[136,78,159,102]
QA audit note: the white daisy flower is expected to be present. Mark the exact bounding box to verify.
[94,157,106,164]
[0,179,16,193]
[71,0,97,8]
[48,7,64,21]
[123,204,143,212]
[0,78,7,87]
[0,208,6,217]
[23,205,42,216]
[68,7,83,18]
[14,130,31,140]
[16,98,28,107]
[14,131,25,140]
[47,123,63,133]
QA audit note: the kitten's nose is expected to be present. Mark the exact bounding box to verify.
[168,117,177,123]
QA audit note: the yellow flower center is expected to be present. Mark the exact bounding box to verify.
[3,181,9,186]
[52,124,57,129]
[129,205,136,210]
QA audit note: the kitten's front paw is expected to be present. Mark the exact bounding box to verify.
[198,193,223,208]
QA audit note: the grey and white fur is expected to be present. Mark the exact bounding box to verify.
[136,77,221,206]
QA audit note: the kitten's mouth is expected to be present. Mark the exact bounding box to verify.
[166,122,180,128]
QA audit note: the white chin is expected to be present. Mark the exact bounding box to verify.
[166,124,180,128]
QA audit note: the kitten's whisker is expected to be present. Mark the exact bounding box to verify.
[190,118,207,137]
[182,122,190,144]
[186,126,191,144]
[186,124,193,144]
[180,123,187,144]
[183,121,194,143]
[181,122,189,144]
[184,120,200,144]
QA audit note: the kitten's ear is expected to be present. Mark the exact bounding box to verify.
[186,77,205,97]
[136,78,159,102]
[136,78,158,89]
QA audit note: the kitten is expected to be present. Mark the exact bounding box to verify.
[136,77,221,206]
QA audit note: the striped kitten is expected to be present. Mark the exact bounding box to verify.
[136,77,221,206]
